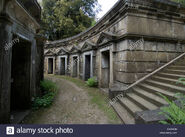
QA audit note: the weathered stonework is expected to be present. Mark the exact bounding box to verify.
[0,0,44,123]
[44,0,185,89]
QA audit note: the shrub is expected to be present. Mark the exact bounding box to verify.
[159,93,185,124]
[86,77,98,87]
[33,80,58,109]
[40,80,58,93]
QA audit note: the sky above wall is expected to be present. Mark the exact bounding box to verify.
[96,0,119,19]
[37,0,119,19]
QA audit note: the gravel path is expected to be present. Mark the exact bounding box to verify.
[23,75,114,124]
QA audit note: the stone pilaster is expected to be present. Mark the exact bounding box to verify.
[0,13,13,123]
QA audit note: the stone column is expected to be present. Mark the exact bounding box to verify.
[46,57,49,74]
[35,35,45,96]
[109,45,114,87]
[53,57,56,74]
[0,13,13,123]
[31,39,37,98]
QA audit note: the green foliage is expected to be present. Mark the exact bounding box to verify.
[86,77,98,87]
[40,80,58,93]
[176,77,185,85]
[33,80,58,109]
[159,93,185,124]
[41,0,100,40]
[172,0,185,5]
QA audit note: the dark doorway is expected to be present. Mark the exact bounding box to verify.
[101,51,110,88]
[85,55,91,81]
[60,57,66,75]
[48,58,53,74]
[11,39,31,111]
[72,56,78,77]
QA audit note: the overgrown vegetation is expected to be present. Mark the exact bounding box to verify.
[159,77,185,124]
[33,80,58,109]
[86,77,98,87]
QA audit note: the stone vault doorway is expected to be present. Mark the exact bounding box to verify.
[84,54,91,81]
[11,38,31,114]
[101,50,110,88]
[48,58,54,74]
[60,57,66,75]
[72,56,78,77]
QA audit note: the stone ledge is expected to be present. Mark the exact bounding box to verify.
[135,109,166,124]
[109,83,129,99]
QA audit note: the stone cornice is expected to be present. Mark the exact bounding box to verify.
[0,12,13,24]
[13,0,40,29]
[45,32,185,51]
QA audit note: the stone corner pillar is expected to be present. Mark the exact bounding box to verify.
[0,13,13,124]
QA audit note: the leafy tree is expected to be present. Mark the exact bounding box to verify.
[40,0,100,40]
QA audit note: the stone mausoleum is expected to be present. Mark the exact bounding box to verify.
[45,0,185,124]
[0,0,44,123]
[45,0,185,87]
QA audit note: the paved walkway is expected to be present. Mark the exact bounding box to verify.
[23,75,118,124]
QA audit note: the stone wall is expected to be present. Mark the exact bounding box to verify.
[115,40,184,84]
[44,0,185,88]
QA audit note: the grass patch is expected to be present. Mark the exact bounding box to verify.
[53,75,121,124]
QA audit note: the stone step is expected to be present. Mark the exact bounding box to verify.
[145,79,185,94]
[151,76,185,88]
[133,86,167,107]
[126,93,158,110]
[168,65,185,70]
[156,72,185,80]
[139,83,176,100]
[164,69,185,75]
[119,97,143,117]
[112,102,135,124]
[174,60,185,65]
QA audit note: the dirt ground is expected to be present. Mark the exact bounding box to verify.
[23,75,121,124]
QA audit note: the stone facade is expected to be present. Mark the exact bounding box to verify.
[0,0,44,123]
[44,0,185,88]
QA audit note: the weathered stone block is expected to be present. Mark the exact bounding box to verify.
[143,52,157,62]
[157,42,165,51]
[116,72,148,84]
[116,40,128,51]
[116,51,127,61]
[176,43,183,52]
[157,52,168,62]
[144,41,157,51]
[165,43,176,52]
[126,51,145,61]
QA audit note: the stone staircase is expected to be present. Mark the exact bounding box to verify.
[111,53,185,124]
